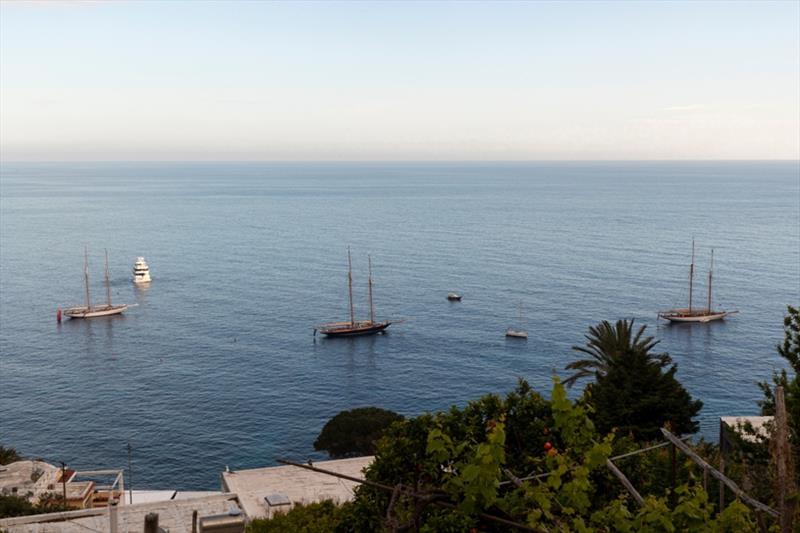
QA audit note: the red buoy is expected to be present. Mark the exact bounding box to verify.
[57,308,62,323]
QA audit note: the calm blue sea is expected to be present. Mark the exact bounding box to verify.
[1,161,798,489]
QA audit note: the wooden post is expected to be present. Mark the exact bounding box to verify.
[719,419,726,512]
[109,500,118,533]
[606,459,644,506]
[670,442,677,507]
[144,512,159,533]
[192,510,198,533]
[661,428,779,518]
[772,386,796,533]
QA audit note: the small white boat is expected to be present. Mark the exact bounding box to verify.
[64,247,128,319]
[505,328,528,339]
[447,292,462,301]
[132,257,151,283]
[505,301,528,339]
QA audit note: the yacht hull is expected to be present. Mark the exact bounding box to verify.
[659,309,731,323]
[316,321,391,337]
[64,304,128,319]
[505,328,528,339]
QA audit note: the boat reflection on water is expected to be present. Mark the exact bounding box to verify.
[62,311,119,359]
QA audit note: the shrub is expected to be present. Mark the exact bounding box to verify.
[314,407,403,458]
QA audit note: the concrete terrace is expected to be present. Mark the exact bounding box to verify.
[222,456,374,519]
[0,493,241,533]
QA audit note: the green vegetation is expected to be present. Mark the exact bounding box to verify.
[247,501,345,532]
[564,319,670,387]
[588,346,702,440]
[251,378,759,531]
[567,319,702,440]
[0,494,70,519]
[0,446,21,466]
[252,315,799,531]
[314,407,404,458]
[760,305,800,444]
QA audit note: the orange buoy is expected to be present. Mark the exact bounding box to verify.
[57,308,62,323]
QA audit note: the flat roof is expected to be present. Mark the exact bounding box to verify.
[721,416,774,442]
[222,456,373,519]
[0,493,241,533]
[0,461,59,494]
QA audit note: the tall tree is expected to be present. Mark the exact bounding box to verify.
[564,319,670,386]
[565,319,701,440]
[588,348,702,439]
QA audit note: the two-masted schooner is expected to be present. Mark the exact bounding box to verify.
[315,249,393,337]
[63,247,129,319]
[658,240,737,323]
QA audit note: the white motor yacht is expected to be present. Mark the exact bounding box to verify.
[133,257,152,283]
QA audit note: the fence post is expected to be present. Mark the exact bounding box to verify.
[144,512,159,533]
[773,386,796,533]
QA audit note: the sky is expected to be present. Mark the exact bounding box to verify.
[0,0,798,161]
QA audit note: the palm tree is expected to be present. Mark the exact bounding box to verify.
[563,319,671,387]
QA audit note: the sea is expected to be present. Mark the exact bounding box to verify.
[1,161,798,490]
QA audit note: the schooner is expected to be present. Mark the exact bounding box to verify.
[64,247,129,318]
[315,249,393,337]
[658,240,737,323]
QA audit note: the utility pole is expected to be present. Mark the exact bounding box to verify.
[127,442,133,505]
[60,461,67,505]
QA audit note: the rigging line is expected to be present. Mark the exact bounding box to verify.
[500,436,691,487]
[277,459,541,532]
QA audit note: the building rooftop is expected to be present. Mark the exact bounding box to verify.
[720,415,774,442]
[0,493,242,533]
[0,461,60,501]
[221,456,373,519]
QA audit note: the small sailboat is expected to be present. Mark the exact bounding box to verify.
[315,249,393,337]
[132,257,151,284]
[64,247,129,319]
[658,240,737,323]
[447,292,462,301]
[506,301,528,339]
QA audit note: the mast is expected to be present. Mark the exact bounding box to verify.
[105,248,112,306]
[368,255,375,324]
[707,249,714,313]
[84,246,92,310]
[347,247,355,327]
[688,239,695,313]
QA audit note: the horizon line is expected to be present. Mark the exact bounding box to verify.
[2,158,799,164]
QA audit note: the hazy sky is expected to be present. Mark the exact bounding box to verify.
[1,1,798,161]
